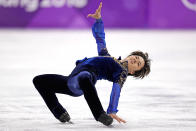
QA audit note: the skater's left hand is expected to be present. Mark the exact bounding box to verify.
[87,2,102,19]
[109,113,126,123]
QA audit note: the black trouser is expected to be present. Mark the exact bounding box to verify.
[32,73,104,121]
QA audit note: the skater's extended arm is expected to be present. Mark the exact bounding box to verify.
[107,83,121,114]
[92,19,110,56]
[107,83,126,123]
[87,2,110,56]
[107,70,127,123]
[107,69,128,123]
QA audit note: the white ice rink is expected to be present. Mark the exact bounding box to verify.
[0,29,196,131]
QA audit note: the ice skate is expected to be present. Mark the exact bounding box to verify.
[59,112,70,123]
[98,113,113,126]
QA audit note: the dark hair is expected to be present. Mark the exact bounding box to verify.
[128,51,151,79]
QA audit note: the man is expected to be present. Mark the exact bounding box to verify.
[33,2,151,126]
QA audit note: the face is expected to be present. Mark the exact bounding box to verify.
[126,55,145,74]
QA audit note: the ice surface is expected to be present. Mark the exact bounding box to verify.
[0,29,196,131]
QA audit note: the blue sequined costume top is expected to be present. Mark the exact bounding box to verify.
[69,19,129,114]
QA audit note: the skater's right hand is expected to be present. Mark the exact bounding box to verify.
[87,2,102,19]
[109,113,126,123]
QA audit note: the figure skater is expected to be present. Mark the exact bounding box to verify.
[32,2,151,126]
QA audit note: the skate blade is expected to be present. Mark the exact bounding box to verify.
[67,121,74,124]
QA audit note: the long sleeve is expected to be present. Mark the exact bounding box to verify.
[107,65,128,114]
[92,19,110,56]
[107,83,121,114]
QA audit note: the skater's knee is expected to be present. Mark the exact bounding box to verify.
[33,75,42,87]
[78,71,92,81]
[78,71,94,89]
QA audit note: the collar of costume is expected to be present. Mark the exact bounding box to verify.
[120,60,128,71]
[114,56,128,72]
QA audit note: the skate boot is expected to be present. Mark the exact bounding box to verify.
[98,112,113,126]
[59,112,70,123]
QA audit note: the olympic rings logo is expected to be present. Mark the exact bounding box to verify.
[181,0,196,11]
